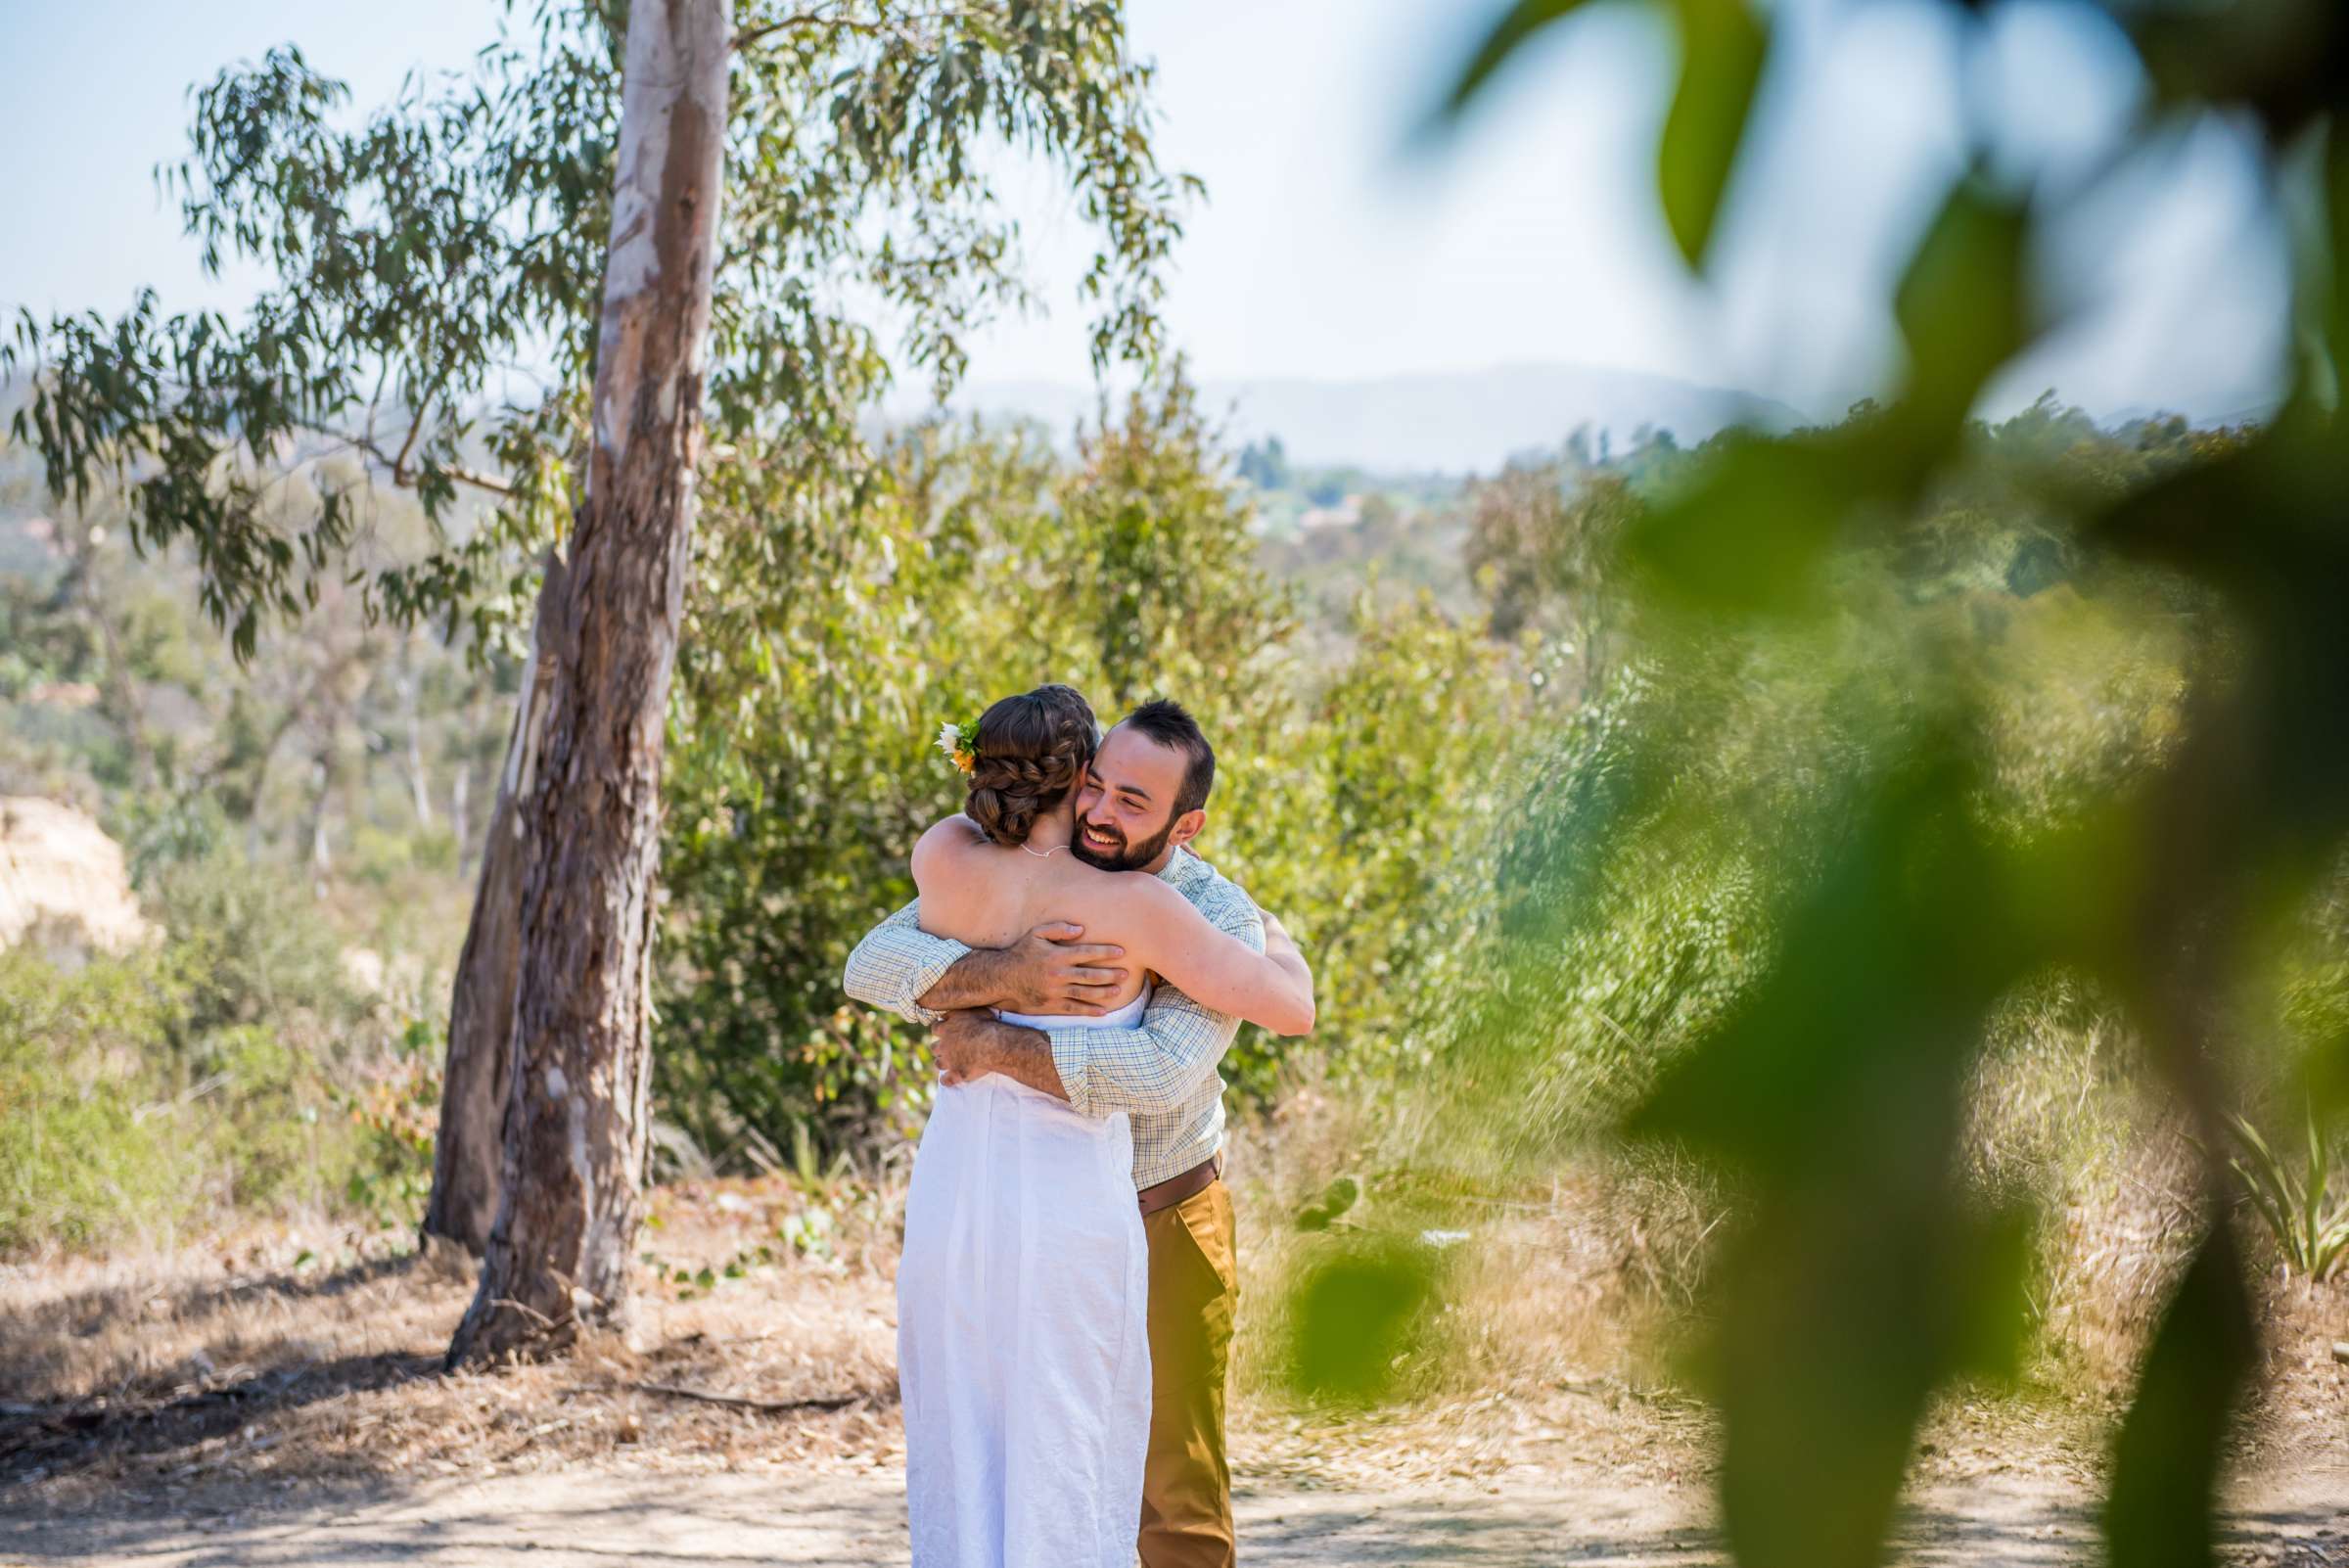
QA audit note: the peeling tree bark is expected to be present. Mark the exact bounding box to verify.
[420,557,565,1259]
[444,0,732,1368]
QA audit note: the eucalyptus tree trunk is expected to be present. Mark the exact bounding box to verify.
[420,557,565,1259]
[445,0,732,1367]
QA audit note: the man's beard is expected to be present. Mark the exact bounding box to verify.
[1071,814,1174,873]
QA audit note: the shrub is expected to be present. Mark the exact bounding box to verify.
[658,376,1528,1158]
[0,945,200,1251]
[0,833,440,1254]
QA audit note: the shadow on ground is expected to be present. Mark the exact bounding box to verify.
[0,1348,446,1487]
[7,1476,1712,1567]
[1,1253,430,1396]
[0,1250,471,1490]
[0,1465,2336,1567]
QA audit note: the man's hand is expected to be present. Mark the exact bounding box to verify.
[933,1010,1070,1100]
[933,1010,1000,1086]
[918,921,1128,1016]
[1000,922,1129,1014]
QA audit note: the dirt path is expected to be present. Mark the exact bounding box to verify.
[2,1459,2338,1566]
[4,1210,2340,1565]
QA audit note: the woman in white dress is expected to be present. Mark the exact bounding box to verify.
[894,684,1313,1568]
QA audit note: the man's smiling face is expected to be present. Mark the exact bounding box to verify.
[1071,723,1198,873]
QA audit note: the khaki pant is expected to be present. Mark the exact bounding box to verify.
[1139,1178,1238,1568]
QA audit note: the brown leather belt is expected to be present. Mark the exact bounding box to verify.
[1136,1153,1222,1218]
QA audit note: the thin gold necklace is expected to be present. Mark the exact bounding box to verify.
[1021,841,1068,858]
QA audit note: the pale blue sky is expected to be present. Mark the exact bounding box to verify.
[0,0,2291,424]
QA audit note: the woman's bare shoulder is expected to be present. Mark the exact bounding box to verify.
[915,810,989,852]
[910,811,992,889]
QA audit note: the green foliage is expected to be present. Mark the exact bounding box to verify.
[660,373,1530,1153]
[2102,1226,2258,1568]
[1403,409,2309,1554]
[0,439,509,945]
[1464,457,1637,692]
[1291,1174,1359,1232]
[340,1015,445,1229]
[1062,377,1293,714]
[1423,4,2349,1565]
[1654,0,1768,270]
[657,414,1079,1154]
[1255,492,1473,639]
[141,831,359,1039]
[1435,409,2196,1149]
[1438,0,1769,268]
[2223,1106,2349,1281]
[4,0,1198,660]
[0,830,441,1254]
[1283,1235,1443,1403]
[2277,862,2349,1117]
[0,945,199,1251]
[1627,750,2040,1568]
[1214,591,1524,1097]
[1235,436,1289,493]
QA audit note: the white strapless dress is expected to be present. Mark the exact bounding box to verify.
[898,991,1152,1568]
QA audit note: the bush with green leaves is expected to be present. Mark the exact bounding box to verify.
[1407,404,2247,1147]
[0,945,199,1251]
[0,830,443,1254]
[1360,0,2349,1550]
[1208,589,1526,1099]
[1278,395,2349,1444]
[656,374,1530,1158]
[2223,1105,2349,1282]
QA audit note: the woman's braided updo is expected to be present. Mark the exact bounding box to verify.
[965,684,1099,847]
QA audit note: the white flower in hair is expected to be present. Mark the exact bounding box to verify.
[937,716,979,774]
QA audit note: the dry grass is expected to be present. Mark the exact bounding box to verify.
[2243,1271,2349,1472]
[1228,1053,2349,1491]
[1959,989,2212,1399]
[3,1078,2342,1515]
[0,1178,905,1507]
[1221,1072,1726,1491]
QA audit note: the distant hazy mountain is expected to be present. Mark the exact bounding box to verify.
[911,362,1812,474]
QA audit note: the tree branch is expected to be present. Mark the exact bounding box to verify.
[732,2,988,53]
[626,1380,863,1414]
[732,6,886,52]
[391,402,429,484]
[331,427,515,497]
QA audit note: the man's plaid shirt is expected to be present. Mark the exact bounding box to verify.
[842,847,1263,1190]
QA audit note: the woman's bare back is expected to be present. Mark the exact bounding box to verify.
[913,816,1158,1012]
[911,806,1312,1036]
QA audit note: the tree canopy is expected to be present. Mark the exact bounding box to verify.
[6,0,1198,659]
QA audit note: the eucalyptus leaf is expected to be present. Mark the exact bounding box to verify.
[1657,0,1769,270]
[2103,1222,2258,1568]
[1429,0,1596,127]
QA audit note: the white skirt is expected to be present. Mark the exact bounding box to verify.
[898,1073,1150,1568]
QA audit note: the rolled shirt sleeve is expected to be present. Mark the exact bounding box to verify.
[842,899,970,1026]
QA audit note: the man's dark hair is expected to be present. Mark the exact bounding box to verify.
[1120,698,1216,818]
